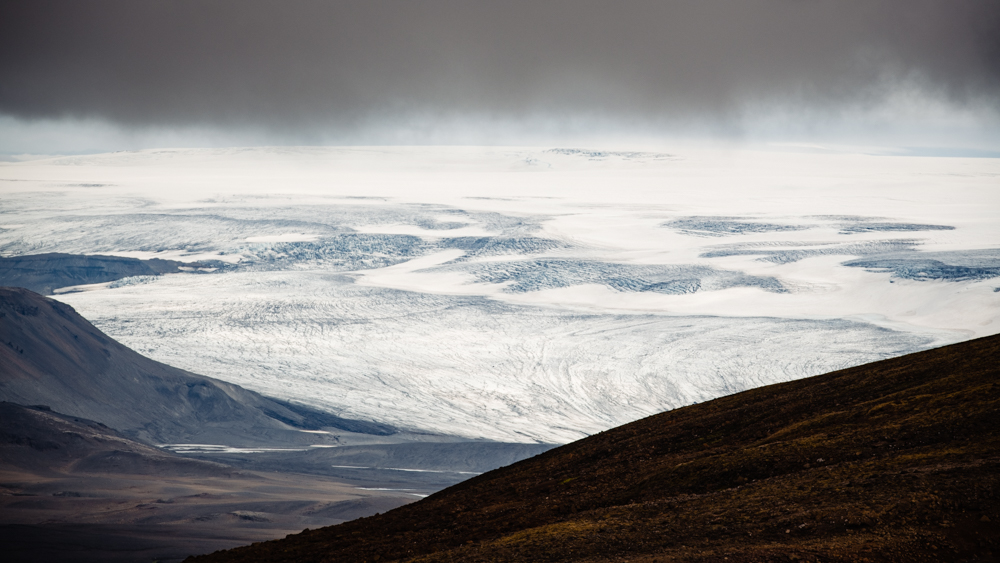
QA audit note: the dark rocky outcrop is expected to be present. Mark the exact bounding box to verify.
[0,252,200,294]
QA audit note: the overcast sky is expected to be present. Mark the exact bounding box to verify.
[2,1,999,153]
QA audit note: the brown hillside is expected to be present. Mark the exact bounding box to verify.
[190,334,1000,563]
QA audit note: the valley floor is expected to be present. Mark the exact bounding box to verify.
[0,468,412,563]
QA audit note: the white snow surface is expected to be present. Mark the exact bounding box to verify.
[1,146,998,443]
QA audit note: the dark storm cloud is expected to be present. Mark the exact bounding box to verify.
[1,0,998,134]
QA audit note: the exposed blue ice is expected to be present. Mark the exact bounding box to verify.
[701,240,921,264]
[664,217,807,237]
[837,222,954,234]
[237,234,428,271]
[107,275,159,289]
[842,249,1000,281]
[665,216,954,238]
[440,237,565,260]
[431,259,786,294]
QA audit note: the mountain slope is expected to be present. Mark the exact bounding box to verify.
[0,253,196,295]
[190,334,1000,563]
[0,286,393,445]
[0,402,416,563]
[0,402,238,477]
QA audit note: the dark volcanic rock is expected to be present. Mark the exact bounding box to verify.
[0,252,194,294]
[0,287,394,445]
[189,334,1000,563]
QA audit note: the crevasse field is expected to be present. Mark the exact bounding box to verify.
[2,146,998,443]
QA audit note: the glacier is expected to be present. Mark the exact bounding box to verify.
[1,145,997,443]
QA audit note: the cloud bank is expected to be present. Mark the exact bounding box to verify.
[2,1,999,149]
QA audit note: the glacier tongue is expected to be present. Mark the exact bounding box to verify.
[56,270,930,443]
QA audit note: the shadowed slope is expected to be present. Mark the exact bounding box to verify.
[0,287,393,444]
[0,403,416,563]
[190,334,1000,562]
[0,402,236,477]
[0,253,195,295]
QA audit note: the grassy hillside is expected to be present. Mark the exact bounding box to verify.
[191,334,1000,562]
